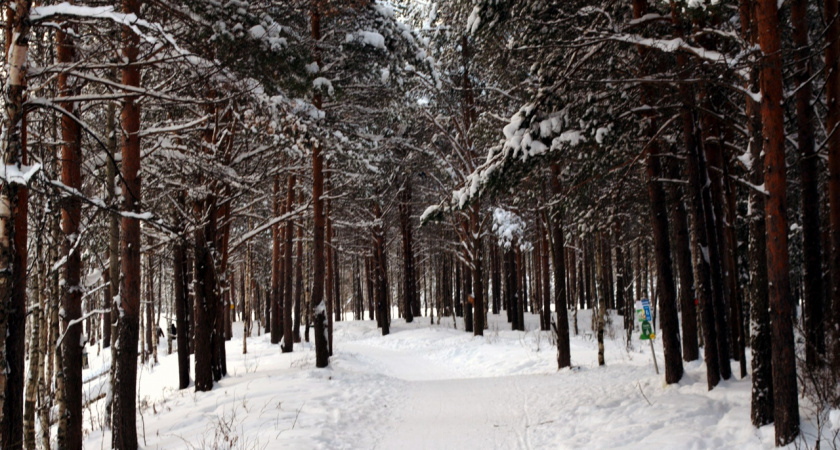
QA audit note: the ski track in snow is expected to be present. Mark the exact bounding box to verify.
[80,311,834,449]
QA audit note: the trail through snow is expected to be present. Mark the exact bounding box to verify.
[81,311,836,449]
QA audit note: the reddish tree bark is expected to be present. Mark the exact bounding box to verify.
[112,0,143,446]
[757,0,800,442]
[0,3,32,445]
[1,101,28,450]
[824,0,840,371]
[282,175,296,352]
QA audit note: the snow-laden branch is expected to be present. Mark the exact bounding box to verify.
[138,115,210,138]
[30,3,186,54]
[56,309,110,349]
[0,163,41,185]
[230,203,310,252]
[607,33,749,79]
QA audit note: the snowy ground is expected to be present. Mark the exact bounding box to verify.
[81,311,838,449]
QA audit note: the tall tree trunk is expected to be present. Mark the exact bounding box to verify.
[283,176,296,352]
[597,235,606,366]
[604,234,614,311]
[633,0,682,384]
[207,199,223,382]
[0,2,33,447]
[354,258,363,321]
[614,224,628,334]
[456,261,463,319]
[702,105,740,364]
[644,140,683,383]
[550,164,570,368]
[294,190,303,343]
[22,240,40,450]
[102,99,116,356]
[112,0,143,445]
[38,241,50,450]
[325,192,334,354]
[373,203,389,335]
[471,204,485,336]
[684,117,722,389]
[216,194,232,376]
[366,254,374,321]
[666,159,699,362]
[243,267,249,354]
[44,223,60,449]
[226,274,233,341]
[174,233,190,390]
[270,176,281,342]
[103,99,119,427]
[193,200,215,392]
[699,127,732,382]
[491,242,501,315]
[464,259,475,332]
[146,255,154,363]
[748,72,773,426]
[335,244,343,321]
[541,220,552,332]
[311,3,328,367]
[757,0,800,442]
[2,106,28,450]
[504,245,517,329]
[535,228,545,329]
[399,185,415,323]
[825,0,840,373]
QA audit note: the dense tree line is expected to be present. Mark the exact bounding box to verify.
[0,0,838,448]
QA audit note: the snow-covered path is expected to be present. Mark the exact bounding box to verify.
[379,375,539,450]
[340,320,755,450]
[341,339,546,449]
[81,311,836,449]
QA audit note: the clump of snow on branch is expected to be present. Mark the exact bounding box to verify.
[0,163,41,185]
[445,104,584,211]
[346,31,387,50]
[312,77,334,97]
[492,207,525,249]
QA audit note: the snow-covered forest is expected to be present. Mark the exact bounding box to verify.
[0,0,839,448]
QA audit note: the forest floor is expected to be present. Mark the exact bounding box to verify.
[81,311,838,449]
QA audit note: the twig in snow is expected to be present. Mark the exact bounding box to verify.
[636,381,653,406]
[292,403,304,430]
